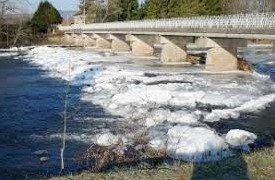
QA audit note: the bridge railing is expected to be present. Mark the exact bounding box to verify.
[59,12,275,32]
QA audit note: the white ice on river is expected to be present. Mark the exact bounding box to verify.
[22,46,275,162]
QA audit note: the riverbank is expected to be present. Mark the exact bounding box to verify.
[52,145,275,179]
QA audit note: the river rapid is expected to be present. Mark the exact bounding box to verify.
[0,45,275,179]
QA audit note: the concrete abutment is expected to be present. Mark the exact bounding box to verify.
[92,34,112,50]
[64,32,253,72]
[64,34,75,44]
[126,34,156,56]
[160,36,193,63]
[82,34,96,47]
[73,34,85,47]
[107,34,130,52]
[273,40,275,54]
[197,37,247,72]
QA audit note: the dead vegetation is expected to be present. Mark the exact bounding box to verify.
[53,146,275,180]
[238,57,254,72]
[187,54,205,65]
[75,136,167,172]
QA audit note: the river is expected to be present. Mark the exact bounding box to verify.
[0,46,275,179]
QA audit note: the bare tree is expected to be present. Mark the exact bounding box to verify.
[0,0,31,48]
[223,0,275,14]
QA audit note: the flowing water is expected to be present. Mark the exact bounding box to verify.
[0,46,275,179]
[0,55,99,179]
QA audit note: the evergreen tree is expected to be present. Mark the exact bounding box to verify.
[31,0,62,33]
[144,0,223,19]
[202,0,223,15]
[144,0,162,19]
[119,0,139,21]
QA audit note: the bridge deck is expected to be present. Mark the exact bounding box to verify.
[59,13,275,40]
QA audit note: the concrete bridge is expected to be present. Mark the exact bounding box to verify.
[59,13,275,71]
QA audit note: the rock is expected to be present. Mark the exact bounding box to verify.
[34,150,49,156]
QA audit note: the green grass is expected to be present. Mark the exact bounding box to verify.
[52,146,275,180]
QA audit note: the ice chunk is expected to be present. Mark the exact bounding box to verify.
[95,132,121,147]
[205,94,275,122]
[145,109,200,127]
[22,46,275,163]
[225,129,257,150]
[167,126,230,162]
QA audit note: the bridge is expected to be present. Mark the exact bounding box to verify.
[59,13,275,71]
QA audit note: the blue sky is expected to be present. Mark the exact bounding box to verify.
[28,0,144,12]
[28,0,79,12]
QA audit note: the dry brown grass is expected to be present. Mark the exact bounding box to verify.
[52,146,275,180]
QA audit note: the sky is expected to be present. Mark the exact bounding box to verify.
[27,0,144,12]
[28,0,79,12]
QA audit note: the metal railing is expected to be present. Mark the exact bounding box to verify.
[59,12,275,32]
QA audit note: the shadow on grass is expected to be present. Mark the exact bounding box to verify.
[191,154,249,180]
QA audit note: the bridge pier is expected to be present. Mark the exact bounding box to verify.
[64,34,75,44]
[72,34,85,47]
[126,35,156,56]
[160,36,193,63]
[92,34,112,50]
[273,41,275,54]
[197,37,247,71]
[107,34,130,52]
[83,34,96,47]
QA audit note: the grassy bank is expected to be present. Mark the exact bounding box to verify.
[52,146,275,180]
